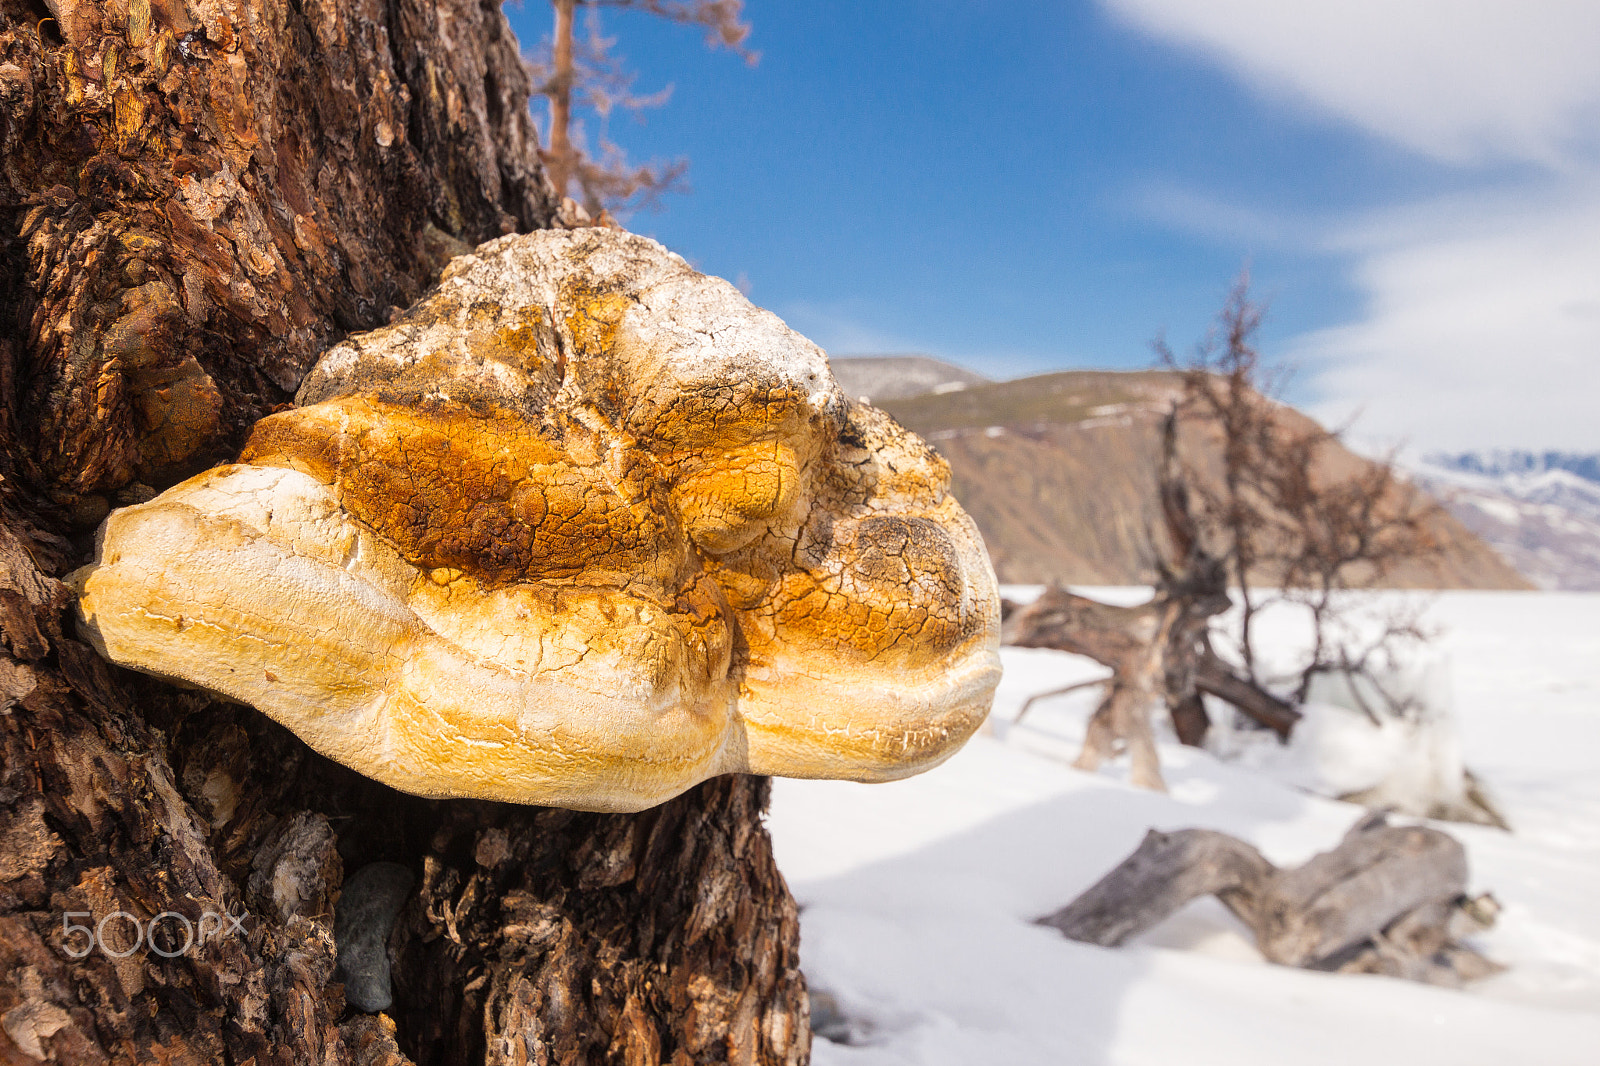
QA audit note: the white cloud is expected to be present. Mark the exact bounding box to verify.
[1100,0,1600,165]
[1103,1,1600,451]
[1126,180,1318,248]
[1299,187,1600,452]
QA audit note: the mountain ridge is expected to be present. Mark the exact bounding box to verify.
[853,366,1530,590]
[828,354,990,403]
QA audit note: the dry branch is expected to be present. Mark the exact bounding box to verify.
[1012,675,1111,726]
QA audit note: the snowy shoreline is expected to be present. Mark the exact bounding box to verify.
[768,589,1600,1065]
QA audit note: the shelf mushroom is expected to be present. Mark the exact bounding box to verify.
[71,229,1001,812]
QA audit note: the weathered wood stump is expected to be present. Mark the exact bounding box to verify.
[1003,584,1298,788]
[1001,412,1299,790]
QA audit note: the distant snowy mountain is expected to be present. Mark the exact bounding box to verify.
[1426,450,1600,484]
[1410,452,1600,590]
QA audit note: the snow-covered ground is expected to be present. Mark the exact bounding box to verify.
[767,589,1600,1065]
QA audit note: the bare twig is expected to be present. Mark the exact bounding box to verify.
[1014,676,1113,726]
[527,0,753,213]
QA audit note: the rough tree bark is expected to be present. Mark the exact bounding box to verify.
[0,2,807,1063]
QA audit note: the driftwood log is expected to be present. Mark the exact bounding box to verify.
[1002,412,1298,790]
[1041,813,1501,987]
[0,3,807,1064]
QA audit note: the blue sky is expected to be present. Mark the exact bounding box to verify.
[502,1,1600,453]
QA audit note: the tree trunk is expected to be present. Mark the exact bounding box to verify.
[543,0,575,200]
[0,2,808,1063]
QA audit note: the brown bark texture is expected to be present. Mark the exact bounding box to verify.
[0,2,808,1063]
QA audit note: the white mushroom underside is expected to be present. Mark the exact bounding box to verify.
[75,465,998,811]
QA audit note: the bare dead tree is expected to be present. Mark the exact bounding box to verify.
[1006,280,1449,789]
[1153,276,1284,685]
[529,0,755,216]
[1159,278,1446,719]
[1262,432,1444,713]
[1005,412,1297,791]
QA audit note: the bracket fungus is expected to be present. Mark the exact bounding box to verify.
[71,229,1001,812]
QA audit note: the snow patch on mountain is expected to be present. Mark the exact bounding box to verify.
[1410,454,1600,591]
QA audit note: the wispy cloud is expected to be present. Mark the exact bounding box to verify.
[1101,0,1600,451]
[1300,185,1600,451]
[1126,180,1323,248]
[1100,0,1600,166]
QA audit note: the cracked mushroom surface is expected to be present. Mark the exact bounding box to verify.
[72,229,1001,812]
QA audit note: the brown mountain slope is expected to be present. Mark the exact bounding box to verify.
[876,370,1531,589]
